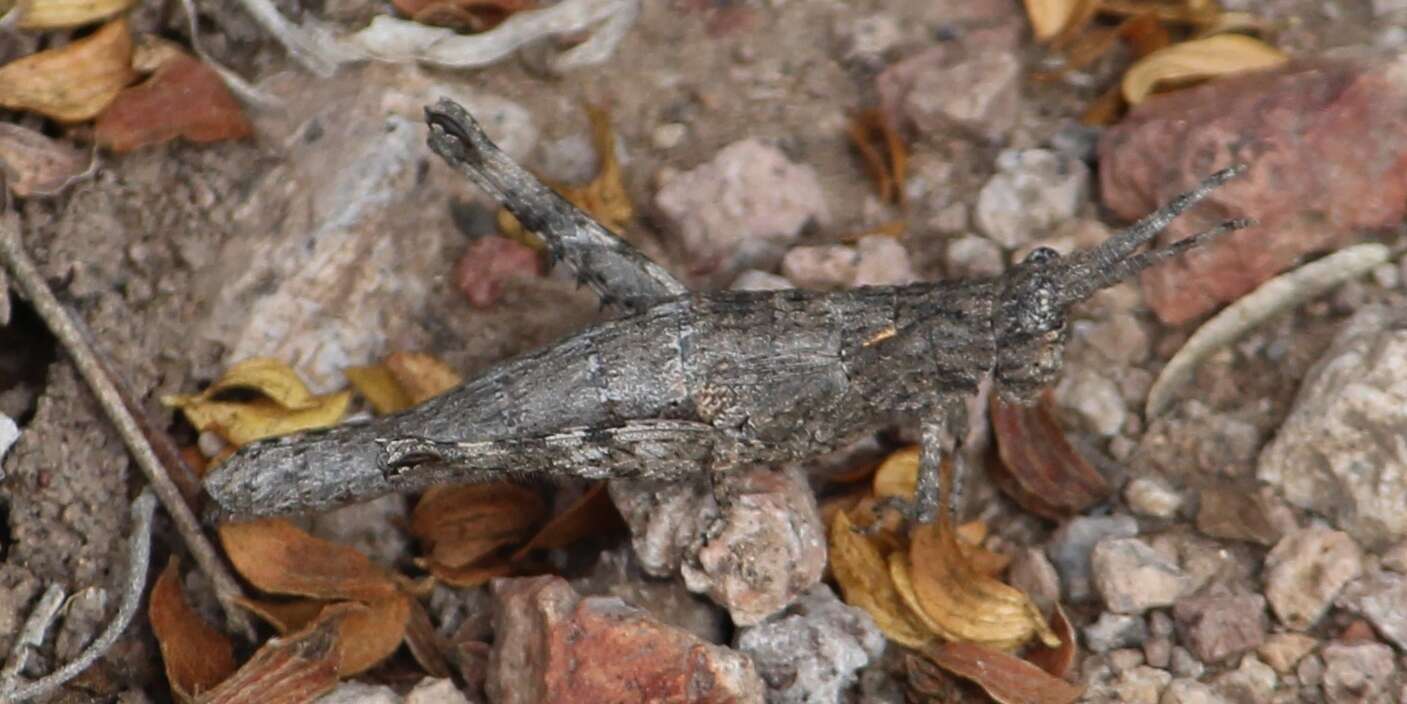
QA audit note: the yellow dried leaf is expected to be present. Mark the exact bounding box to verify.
[384,351,463,405]
[907,521,1059,651]
[1122,34,1288,104]
[202,357,325,410]
[218,519,399,602]
[828,510,932,648]
[1022,0,1089,41]
[0,18,134,122]
[168,392,350,446]
[872,446,918,500]
[9,0,136,29]
[344,364,414,415]
[150,558,237,701]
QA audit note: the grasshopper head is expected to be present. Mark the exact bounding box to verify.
[991,165,1252,404]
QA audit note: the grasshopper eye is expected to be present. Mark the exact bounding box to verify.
[1024,246,1059,266]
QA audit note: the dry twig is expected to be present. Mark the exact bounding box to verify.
[0,213,256,639]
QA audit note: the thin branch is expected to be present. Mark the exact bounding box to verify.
[0,214,256,640]
[0,583,65,691]
[0,491,155,703]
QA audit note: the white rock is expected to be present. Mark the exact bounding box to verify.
[1258,306,1407,548]
[656,139,829,282]
[734,585,884,704]
[1054,368,1126,436]
[1091,537,1192,614]
[944,235,1004,278]
[316,682,401,704]
[1263,527,1363,630]
[405,678,469,704]
[1124,477,1184,519]
[904,52,1022,141]
[0,413,18,465]
[852,235,915,286]
[731,269,793,291]
[975,149,1089,249]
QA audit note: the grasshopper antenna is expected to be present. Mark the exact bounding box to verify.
[1057,164,1251,304]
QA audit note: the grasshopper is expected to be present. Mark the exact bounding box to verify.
[203,98,1247,523]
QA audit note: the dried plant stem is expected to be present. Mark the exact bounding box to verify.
[0,492,155,703]
[0,217,256,640]
[0,583,65,692]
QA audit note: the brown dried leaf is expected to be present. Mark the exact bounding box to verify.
[923,641,1085,704]
[511,483,620,561]
[336,594,411,676]
[344,364,413,415]
[1122,33,1287,104]
[233,596,328,635]
[197,606,346,704]
[1024,605,1078,679]
[218,519,399,602]
[828,510,932,649]
[0,18,134,122]
[420,557,515,588]
[0,122,90,197]
[403,597,454,679]
[150,558,237,701]
[411,484,545,568]
[989,391,1110,519]
[846,109,907,206]
[95,52,252,152]
[907,520,1059,651]
[383,351,463,405]
[7,0,135,29]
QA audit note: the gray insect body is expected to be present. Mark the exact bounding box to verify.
[202,98,1249,522]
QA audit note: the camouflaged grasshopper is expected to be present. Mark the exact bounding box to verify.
[202,98,1248,523]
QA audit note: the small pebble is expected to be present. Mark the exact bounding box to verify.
[651,123,687,150]
[1124,477,1183,519]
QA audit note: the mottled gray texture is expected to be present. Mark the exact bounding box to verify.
[204,101,1247,524]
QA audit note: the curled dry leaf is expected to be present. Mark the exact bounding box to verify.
[871,445,918,500]
[164,358,351,445]
[218,519,399,602]
[198,606,345,704]
[335,594,412,676]
[95,52,253,152]
[922,641,1085,704]
[150,558,237,701]
[828,510,932,649]
[1024,605,1078,679]
[344,364,413,415]
[6,0,136,29]
[989,391,1111,519]
[1122,33,1287,104]
[0,18,134,122]
[403,598,454,679]
[906,520,1060,652]
[411,483,545,568]
[233,597,328,635]
[417,558,515,588]
[0,122,91,198]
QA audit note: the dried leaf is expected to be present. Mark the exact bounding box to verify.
[1024,605,1078,679]
[384,351,463,405]
[411,484,545,568]
[872,445,918,500]
[828,510,932,649]
[198,607,345,704]
[907,520,1060,651]
[511,483,620,561]
[233,597,329,635]
[403,597,454,679]
[95,52,252,152]
[923,641,1085,704]
[1122,34,1287,104]
[846,109,907,206]
[0,18,135,122]
[336,594,411,677]
[904,652,963,700]
[420,557,515,588]
[344,364,413,415]
[8,0,136,29]
[164,359,351,445]
[0,123,91,197]
[989,391,1110,519]
[1099,0,1220,25]
[150,558,237,701]
[1120,13,1172,58]
[219,519,399,602]
[1024,0,1093,42]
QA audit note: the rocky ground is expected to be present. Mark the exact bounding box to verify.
[3,0,1407,702]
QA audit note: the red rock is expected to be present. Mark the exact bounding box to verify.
[1098,59,1407,324]
[95,53,252,153]
[453,236,544,308]
[487,576,764,704]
